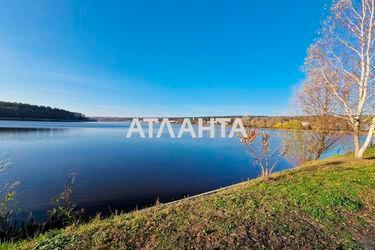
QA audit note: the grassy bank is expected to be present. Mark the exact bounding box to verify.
[5,149,375,249]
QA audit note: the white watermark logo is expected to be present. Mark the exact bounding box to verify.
[126,118,247,139]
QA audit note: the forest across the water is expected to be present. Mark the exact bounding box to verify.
[0,101,91,121]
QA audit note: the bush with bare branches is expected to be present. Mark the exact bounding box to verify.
[241,130,288,177]
[287,75,343,163]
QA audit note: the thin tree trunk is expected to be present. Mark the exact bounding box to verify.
[357,117,375,158]
[353,120,361,156]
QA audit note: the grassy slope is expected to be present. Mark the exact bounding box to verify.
[7,149,375,249]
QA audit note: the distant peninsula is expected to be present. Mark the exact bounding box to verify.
[0,101,92,121]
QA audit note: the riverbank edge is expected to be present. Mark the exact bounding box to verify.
[7,148,375,249]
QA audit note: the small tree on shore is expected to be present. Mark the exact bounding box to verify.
[306,0,375,158]
[241,130,288,177]
[286,69,343,163]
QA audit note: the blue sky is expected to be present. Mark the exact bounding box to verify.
[0,0,329,117]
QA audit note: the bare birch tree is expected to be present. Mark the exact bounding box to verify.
[285,75,342,163]
[306,0,375,158]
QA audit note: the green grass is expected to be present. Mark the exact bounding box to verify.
[5,149,375,249]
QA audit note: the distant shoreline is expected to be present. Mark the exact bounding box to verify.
[0,117,96,122]
[0,118,369,135]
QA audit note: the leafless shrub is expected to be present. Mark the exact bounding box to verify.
[283,130,341,164]
[241,130,288,177]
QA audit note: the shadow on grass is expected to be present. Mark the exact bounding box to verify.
[320,160,344,167]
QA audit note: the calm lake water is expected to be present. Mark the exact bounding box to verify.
[0,120,353,220]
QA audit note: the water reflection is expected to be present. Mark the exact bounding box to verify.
[0,127,70,142]
[0,121,357,220]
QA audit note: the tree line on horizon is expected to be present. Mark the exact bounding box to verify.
[0,101,90,121]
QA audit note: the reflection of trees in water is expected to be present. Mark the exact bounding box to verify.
[0,127,70,141]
